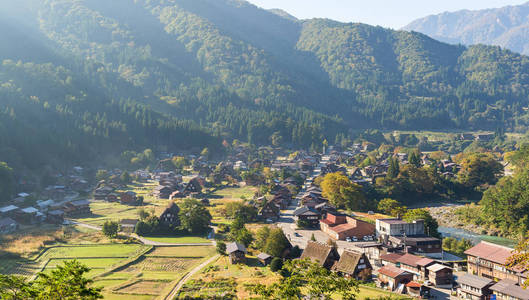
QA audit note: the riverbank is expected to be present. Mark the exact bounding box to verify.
[428,206,517,247]
[428,206,485,234]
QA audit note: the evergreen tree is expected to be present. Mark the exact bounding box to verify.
[388,157,400,179]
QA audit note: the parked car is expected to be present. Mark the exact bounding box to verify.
[294,232,302,237]
[352,236,358,242]
[346,237,352,242]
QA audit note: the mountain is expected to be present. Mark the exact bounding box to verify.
[404,2,529,55]
[3,0,529,174]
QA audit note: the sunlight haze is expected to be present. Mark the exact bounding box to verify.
[246,0,529,28]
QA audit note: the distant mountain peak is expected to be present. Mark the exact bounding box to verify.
[267,8,298,21]
[403,2,529,55]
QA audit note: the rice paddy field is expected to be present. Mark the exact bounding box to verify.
[39,244,149,278]
[93,245,216,300]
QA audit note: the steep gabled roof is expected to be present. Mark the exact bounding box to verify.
[333,250,367,274]
[300,241,334,266]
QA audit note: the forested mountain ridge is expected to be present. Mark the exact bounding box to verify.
[404,2,529,56]
[3,0,529,172]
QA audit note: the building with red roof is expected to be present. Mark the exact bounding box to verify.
[465,241,527,282]
[378,265,413,291]
[319,212,375,241]
[397,253,434,281]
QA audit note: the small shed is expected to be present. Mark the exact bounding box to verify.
[120,219,139,233]
[226,242,247,264]
[406,281,430,298]
[427,263,453,287]
[257,253,273,266]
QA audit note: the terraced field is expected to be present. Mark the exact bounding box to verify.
[93,245,215,300]
[39,244,149,278]
[0,244,148,278]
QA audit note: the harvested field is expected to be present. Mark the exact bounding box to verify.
[146,246,215,258]
[122,257,201,272]
[115,280,172,295]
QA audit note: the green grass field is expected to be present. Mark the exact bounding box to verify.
[206,185,257,225]
[140,236,210,244]
[37,244,149,278]
[357,285,412,299]
[210,186,257,201]
[74,181,173,226]
[40,244,146,259]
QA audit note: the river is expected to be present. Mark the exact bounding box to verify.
[438,226,516,248]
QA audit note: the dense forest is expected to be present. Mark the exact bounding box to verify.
[3,0,529,172]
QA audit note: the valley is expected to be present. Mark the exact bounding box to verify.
[2,0,529,299]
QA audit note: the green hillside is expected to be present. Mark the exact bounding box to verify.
[2,0,529,172]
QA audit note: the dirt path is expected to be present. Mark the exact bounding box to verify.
[164,254,220,300]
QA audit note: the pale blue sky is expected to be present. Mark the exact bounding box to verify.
[246,0,529,29]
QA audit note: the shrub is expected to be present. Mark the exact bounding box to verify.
[270,257,283,272]
[216,241,227,255]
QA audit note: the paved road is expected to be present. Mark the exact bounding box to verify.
[429,286,452,300]
[70,220,214,246]
[164,254,220,300]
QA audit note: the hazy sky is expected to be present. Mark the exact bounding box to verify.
[246,0,529,29]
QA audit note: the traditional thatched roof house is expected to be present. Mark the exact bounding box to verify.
[300,241,339,269]
[259,200,280,221]
[294,206,321,228]
[332,250,372,281]
[226,242,247,264]
[159,202,180,227]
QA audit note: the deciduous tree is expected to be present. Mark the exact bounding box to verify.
[102,220,119,238]
[178,198,212,234]
[403,209,439,237]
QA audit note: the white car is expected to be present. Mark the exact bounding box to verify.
[345,237,352,242]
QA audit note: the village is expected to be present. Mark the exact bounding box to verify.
[0,131,527,299]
